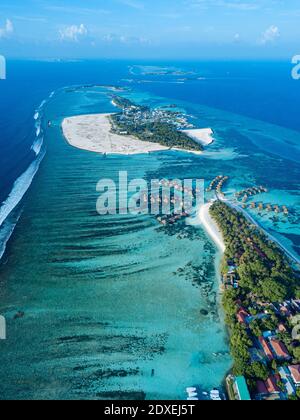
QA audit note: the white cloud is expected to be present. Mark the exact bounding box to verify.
[103,33,149,44]
[234,33,241,42]
[60,24,88,42]
[0,19,14,39]
[188,0,261,11]
[260,25,280,44]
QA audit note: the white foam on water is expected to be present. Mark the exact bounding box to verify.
[0,211,22,261]
[38,100,46,109]
[0,90,55,260]
[35,116,42,138]
[0,150,45,229]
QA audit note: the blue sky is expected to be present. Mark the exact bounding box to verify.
[0,0,299,59]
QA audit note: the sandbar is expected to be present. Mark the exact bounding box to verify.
[62,113,169,155]
[182,128,214,147]
[198,202,225,252]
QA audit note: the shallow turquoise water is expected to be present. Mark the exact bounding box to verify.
[0,87,231,400]
[0,82,299,400]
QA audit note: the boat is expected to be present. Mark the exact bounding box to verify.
[188,392,198,398]
[210,389,222,401]
[186,387,199,401]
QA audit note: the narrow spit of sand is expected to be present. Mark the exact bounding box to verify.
[182,128,215,147]
[198,202,225,253]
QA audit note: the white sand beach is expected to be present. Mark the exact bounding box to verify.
[182,128,214,147]
[198,202,225,252]
[62,113,169,155]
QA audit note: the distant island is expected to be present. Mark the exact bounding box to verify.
[129,65,197,77]
[209,201,300,401]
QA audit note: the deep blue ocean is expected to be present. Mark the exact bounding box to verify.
[0,60,299,400]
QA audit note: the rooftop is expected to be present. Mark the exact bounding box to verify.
[270,339,291,360]
[289,365,300,384]
[237,308,250,325]
[264,376,280,394]
[258,336,274,361]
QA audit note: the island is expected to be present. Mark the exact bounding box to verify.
[62,94,215,155]
[208,200,300,401]
[110,96,206,152]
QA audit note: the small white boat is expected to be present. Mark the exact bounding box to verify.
[186,387,197,393]
[187,397,199,401]
[210,390,222,401]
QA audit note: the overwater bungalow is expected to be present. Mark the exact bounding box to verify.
[283,206,289,215]
[242,195,248,202]
[207,175,228,192]
[236,185,267,202]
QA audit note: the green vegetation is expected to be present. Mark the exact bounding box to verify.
[210,201,298,304]
[114,120,203,152]
[112,96,148,112]
[210,201,300,394]
[110,96,203,152]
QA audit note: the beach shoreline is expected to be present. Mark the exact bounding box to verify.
[62,113,169,155]
[182,128,215,147]
[198,202,226,253]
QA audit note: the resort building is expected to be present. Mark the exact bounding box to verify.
[222,272,239,289]
[279,305,292,318]
[258,337,274,361]
[234,376,251,401]
[278,367,296,396]
[288,365,300,387]
[291,300,300,312]
[237,308,250,325]
[277,323,287,334]
[269,339,291,361]
[257,376,280,396]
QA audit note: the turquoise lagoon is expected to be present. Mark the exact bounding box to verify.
[0,82,299,400]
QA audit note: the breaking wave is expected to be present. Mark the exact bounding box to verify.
[0,150,45,229]
[31,136,44,156]
[0,210,22,261]
[0,89,57,261]
[0,150,45,261]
